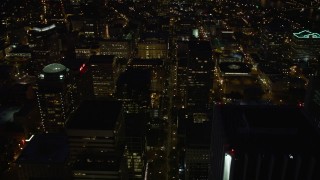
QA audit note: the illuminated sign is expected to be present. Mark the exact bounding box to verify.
[32,24,56,32]
[293,30,320,39]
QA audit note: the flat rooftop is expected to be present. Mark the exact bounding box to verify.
[66,99,122,130]
[186,120,212,148]
[16,133,68,164]
[189,41,212,54]
[131,58,164,66]
[219,62,252,74]
[214,105,320,153]
[9,45,31,54]
[89,55,115,64]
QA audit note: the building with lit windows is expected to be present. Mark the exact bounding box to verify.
[216,30,240,52]
[5,45,32,78]
[177,57,188,108]
[187,41,213,116]
[137,40,167,59]
[116,68,151,114]
[36,63,75,133]
[82,18,109,38]
[99,39,132,59]
[124,114,146,179]
[66,99,126,179]
[176,18,197,41]
[128,59,165,117]
[211,105,320,180]
[39,0,65,24]
[176,42,189,108]
[68,14,109,39]
[291,30,320,67]
[66,99,124,158]
[75,44,100,59]
[261,18,290,50]
[27,24,62,76]
[216,62,266,103]
[88,55,119,97]
[72,152,125,179]
[184,120,211,180]
[27,24,60,57]
[129,58,165,93]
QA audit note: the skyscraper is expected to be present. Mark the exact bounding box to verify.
[36,63,75,133]
[187,41,213,122]
[304,64,320,133]
[211,105,320,180]
[88,55,119,97]
[66,99,126,179]
[27,24,61,75]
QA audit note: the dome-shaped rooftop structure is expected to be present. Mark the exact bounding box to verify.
[43,63,67,74]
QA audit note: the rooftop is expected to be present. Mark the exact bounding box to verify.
[89,55,115,64]
[8,45,31,54]
[42,63,67,74]
[131,58,164,66]
[219,62,252,74]
[189,41,212,52]
[66,99,122,130]
[214,105,320,153]
[16,133,68,164]
[186,120,212,148]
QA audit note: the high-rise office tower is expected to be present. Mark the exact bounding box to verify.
[128,58,165,117]
[124,114,146,179]
[184,120,212,180]
[66,99,124,158]
[176,57,188,108]
[211,105,320,180]
[187,41,213,121]
[27,24,61,75]
[88,55,119,97]
[116,68,151,114]
[36,63,75,133]
[66,99,126,179]
[304,65,320,133]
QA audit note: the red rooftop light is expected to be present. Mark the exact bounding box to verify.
[79,64,87,74]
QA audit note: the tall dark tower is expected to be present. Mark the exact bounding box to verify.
[186,41,213,122]
[36,63,75,133]
[211,105,320,180]
[304,64,320,133]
